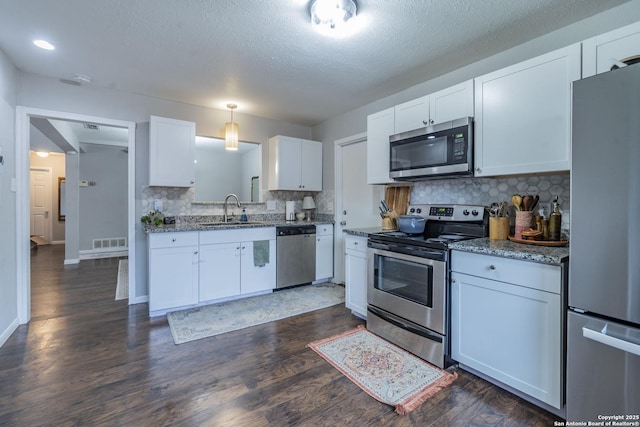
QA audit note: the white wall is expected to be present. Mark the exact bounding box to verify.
[79,145,128,251]
[0,48,18,346]
[311,0,640,189]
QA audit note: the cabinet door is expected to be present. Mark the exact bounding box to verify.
[315,234,334,280]
[583,21,640,78]
[199,242,241,302]
[394,96,429,133]
[429,80,474,124]
[240,239,276,294]
[149,246,199,312]
[366,107,395,184]
[451,271,562,408]
[300,139,323,191]
[149,115,196,187]
[268,136,302,190]
[474,44,580,177]
[344,235,368,318]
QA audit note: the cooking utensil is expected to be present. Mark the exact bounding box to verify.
[522,195,534,211]
[381,200,390,212]
[511,194,523,211]
[531,195,540,212]
[397,215,426,234]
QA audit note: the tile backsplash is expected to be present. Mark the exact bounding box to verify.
[142,173,570,232]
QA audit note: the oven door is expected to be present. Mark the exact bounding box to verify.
[367,247,446,335]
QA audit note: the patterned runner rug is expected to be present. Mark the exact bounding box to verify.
[307,326,458,415]
[168,283,344,344]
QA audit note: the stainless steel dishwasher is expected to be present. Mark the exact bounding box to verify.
[276,225,316,289]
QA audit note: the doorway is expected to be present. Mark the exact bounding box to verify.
[29,167,52,245]
[334,132,383,283]
[16,107,136,324]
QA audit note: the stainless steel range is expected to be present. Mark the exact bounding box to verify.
[367,204,488,368]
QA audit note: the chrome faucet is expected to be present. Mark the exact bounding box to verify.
[223,193,241,222]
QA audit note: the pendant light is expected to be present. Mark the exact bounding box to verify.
[225,103,239,151]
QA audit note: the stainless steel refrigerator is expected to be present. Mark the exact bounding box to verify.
[567,63,640,421]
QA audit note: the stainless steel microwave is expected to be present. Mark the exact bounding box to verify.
[389,117,473,180]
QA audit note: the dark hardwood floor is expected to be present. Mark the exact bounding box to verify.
[0,245,562,426]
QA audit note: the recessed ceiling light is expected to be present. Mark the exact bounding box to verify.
[73,74,92,83]
[33,39,55,50]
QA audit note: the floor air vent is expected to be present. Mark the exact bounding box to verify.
[92,237,127,250]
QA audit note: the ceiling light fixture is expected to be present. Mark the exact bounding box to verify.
[35,151,49,158]
[33,39,55,50]
[310,0,357,32]
[225,104,239,151]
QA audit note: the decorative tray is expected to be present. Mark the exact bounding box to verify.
[508,235,569,247]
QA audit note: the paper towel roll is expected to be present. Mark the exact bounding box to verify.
[285,201,295,221]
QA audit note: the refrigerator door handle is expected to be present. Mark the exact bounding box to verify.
[583,325,640,356]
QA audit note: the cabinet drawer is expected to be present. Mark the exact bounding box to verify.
[200,227,276,244]
[316,224,333,236]
[451,250,561,294]
[148,232,199,249]
[344,235,367,253]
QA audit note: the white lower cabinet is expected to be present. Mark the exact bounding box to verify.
[148,232,199,313]
[344,234,368,318]
[450,250,563,409]
[315,224,334,281]
[200,228,276,299]
[199,242,241,301]
[148,228,276,315]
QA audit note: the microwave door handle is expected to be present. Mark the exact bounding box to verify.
[582,325,640,356]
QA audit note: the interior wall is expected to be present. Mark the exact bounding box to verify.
[0,47,18,346]
[28,151,65,242]
[79,145,128,251]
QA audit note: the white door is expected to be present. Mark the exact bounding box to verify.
[335,134,382,283]
[30,168,52,243]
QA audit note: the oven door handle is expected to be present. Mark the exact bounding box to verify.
[367,306,443,344]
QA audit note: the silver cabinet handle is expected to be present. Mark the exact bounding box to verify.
[340,220,346,226]
[489,265,496,270]
[172,238,176,242]
[422,120,428,125]
[583,325,640,356]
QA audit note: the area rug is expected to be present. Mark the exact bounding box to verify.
[307,326,458,415]
[115,259,128,301]
[167,283,344,344]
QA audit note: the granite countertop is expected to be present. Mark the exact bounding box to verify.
[145,219,333,233]
[343,227,385,237]
[449,237,569,265]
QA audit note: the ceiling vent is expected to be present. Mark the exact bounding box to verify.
[83,123,100,130]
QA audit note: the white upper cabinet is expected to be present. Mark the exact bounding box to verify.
[366,107,395,185]
[473,44,581,177]
[583,21,640,78]
[394,80,474,133]
[268,135,323,191]
[149,115,196,187]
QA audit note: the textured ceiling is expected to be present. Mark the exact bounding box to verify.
[0,0,631,126]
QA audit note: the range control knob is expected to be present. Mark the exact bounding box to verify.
[409,208,415,213]
[415,208,422,214]
[472,209,479,216]
[463,209,470,216]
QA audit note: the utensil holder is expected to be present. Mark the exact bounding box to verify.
[514,211,534,239]
[489,217,510,240]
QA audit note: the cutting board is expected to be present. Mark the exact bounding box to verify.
[385,186,411,215]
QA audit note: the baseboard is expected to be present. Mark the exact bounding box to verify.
[64,259,80,265]
[79,249,128,260]
[131,295,148,305]
[0,318,19,348]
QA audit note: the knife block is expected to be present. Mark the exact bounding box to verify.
[381,211,398,231]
